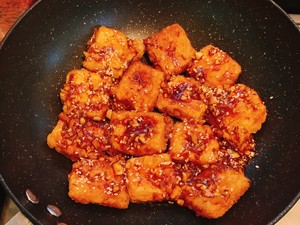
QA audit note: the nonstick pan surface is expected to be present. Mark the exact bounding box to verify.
[0,0,300,224]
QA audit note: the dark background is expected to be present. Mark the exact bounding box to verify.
[274,0,300,14]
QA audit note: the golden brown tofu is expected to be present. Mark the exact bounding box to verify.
[83,26,145,78]
[169,122,219,166]
[144,23,196,79]
[68,156,129,209]
[110,111,173,156]
[206,84,267,152]
[125,154,181,203]
[111,61,164,111]
[156,75,207,122]
[47,113,111,161]
[60,68,111,121]
[180,166,250,218]
[46,24,268,218]
[187,45,242,87]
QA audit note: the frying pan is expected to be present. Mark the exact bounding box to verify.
[0,0,300,224]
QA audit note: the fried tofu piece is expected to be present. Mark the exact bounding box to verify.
[83,26,145,78]
[125,154,181,203]
[60,68,111,121]
[110,111,173,156]
[206,84,267,152]
[169,122,219,166]
[187,45,242,87]
[68,156,129,209]
[144,23,196,79]
[180,165,250,218]
[111,61,164,111]
[156,75,207,122]
[47,113,111,161]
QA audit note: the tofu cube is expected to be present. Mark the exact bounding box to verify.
[47,113,111,161]
[207,84,267,152]
[125,153,181,203]
[187,45,242,87]
[156,75,207,122]
[180,166,250,218]
[144,23,196,79]
[111,61,164,111]
[110,111,173,156]
[60,68,111,121]
[169,122,219,166]
[83,26,145,78]
[68,156,129,209]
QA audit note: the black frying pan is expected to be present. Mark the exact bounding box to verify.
[1,0,300,224]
